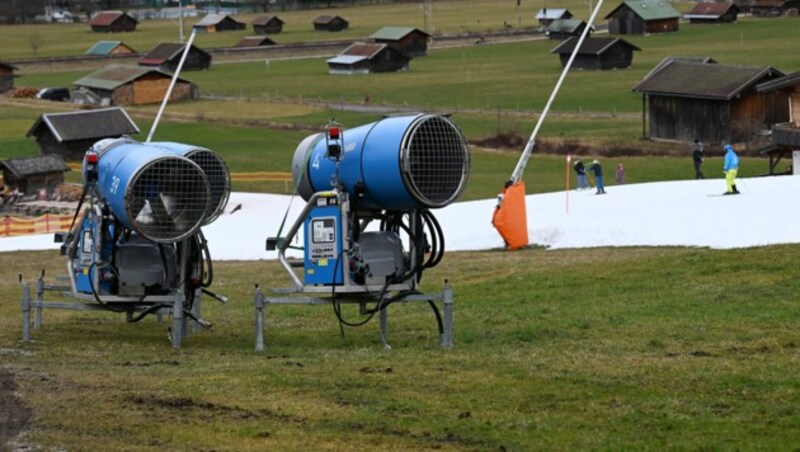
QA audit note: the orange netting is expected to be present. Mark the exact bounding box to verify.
[1,214,73,237]
[491,182,529,250]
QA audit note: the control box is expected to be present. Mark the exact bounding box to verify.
[303,201,343,285]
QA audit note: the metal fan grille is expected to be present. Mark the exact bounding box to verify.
[126,157,210,243]
[186,149,231,224]
[401,115,470,208]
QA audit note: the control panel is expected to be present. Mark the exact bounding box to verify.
[303,203,343,285]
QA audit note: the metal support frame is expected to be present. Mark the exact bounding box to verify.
[254,281,454,351]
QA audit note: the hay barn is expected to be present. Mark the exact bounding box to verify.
[605,0,680,35]
[88,11,138,33]
[750,0,800,16]
[547,19,591,40]
[327,43,410,75]
[0,155,70,194]
[193,14,246,33]
[683,1,740,24]
[313,15,349,32]
[26,107,140,160]
[138,43,211,72]
[535,8,573,27]
[757,71,800,169]
[632,60,787,142]
[0,62,17,93]
[551,37,640,70]
[235,36,276,48]
[85,41,135,56]
[251,15,284,34]
[73,65,198,106]
[370,27,430,57]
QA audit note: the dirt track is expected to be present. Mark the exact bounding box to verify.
[0,368,32,450]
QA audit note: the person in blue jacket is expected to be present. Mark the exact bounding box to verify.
[723,144,740,195]
[587,159,606,194]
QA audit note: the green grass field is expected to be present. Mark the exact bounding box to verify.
[1,246,799,449]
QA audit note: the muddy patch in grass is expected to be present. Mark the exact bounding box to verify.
[0,368,34,449]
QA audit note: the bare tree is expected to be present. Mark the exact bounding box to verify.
[30,32,43,58]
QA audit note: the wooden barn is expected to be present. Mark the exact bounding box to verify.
[193,14,246,33]
[313,15,349,32]
[551,37,640,70]
[605,0,680,35]
[88,11,138,33]
[370,26,430,57]
[0,155,70,194]
[547,19,591,40]
[138,43,211,72]
[73,65,198,106]
[756,71,800,174]
[750,0,800,16]
[26,107,139,160]
[632,61,787,143]
[535,8,573,27]
[235,36,276,48]
[683,1,740,24]
[0,62,17,93]
[85,40,135,56]
[327,43,410,75]
[251,15,284,34]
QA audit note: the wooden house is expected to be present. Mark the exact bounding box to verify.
[88,11,138,33]
[0,155,70,194]
[370,26,430,57]
[327,42,410,75]
[193,14,246,33]
[535,8,573,27]
[683,1,740,24]
[85,40,135,56]
[26,107,139,160]
[251,15,284,34]
[138,43,211,72]
[547,19,591,40]
[750,0,800,16]
[550,37,640,70]
[73,65,198,106]
[605,0,680,35]
[756,71,800,174]
[235,36,276,48]
[632,61,787,143]
[0,62,17,93]
[313,15,349,32]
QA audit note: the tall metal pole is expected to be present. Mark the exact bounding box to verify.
[508,0,605,184]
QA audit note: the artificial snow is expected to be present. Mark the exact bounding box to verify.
[2,176,799,260]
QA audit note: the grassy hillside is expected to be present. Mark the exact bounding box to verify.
[1,246,799,449]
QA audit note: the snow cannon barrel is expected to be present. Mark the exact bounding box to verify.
[150,142,231,224]
[87,138,211,243]
[292,114,470,211]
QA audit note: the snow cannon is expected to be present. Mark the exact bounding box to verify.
[88,138,211,243]
[292,113,470,211]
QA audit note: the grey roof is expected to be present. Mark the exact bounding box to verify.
[1,155,70,178]
[757,71,800,92]
[370,26,429,41]
[643,55,717,80]
[551,37,641,55]
[536,8,572,19]
[0,61,18,71]
[195,14,242,27]
[339,42,388,58]
[26,107,139,143]
[74,64,190,90]
[605,0,681,20]
[547,19,587,33]
[632,61,784,100]
[327,55,367,65]
[251,15,284,26]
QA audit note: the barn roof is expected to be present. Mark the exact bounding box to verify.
[313,15,347,25]
[605,0,681,20]
[536,8,572,19]
[251,14,284,26]
[340,42,388,58]
[73,65,189,91]
[89,11,137,26]
[235,36,276,47]
[756,71,800,92]
[643,55,717,79]
[0,155,70,178]
[0,61,17,71]
[752,0,789,7]
[551,37,640,55]
[195,14,242,27]
[547,19,587,33]
[85,40,134,56]
[632,61,784,100]
[26,107,139,143]
[370,26,429,41]
[139,43,210,66]
[683,1,738,18]
[326,55,367,65]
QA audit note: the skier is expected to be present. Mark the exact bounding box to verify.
[723,144,740,195]
[573,159,590,190]
[615,162,625,185]
[587,159,606,194]
[692,139,705,179]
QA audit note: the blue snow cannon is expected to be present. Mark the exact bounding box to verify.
[292,113,471,211]
[87,138,211,243]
